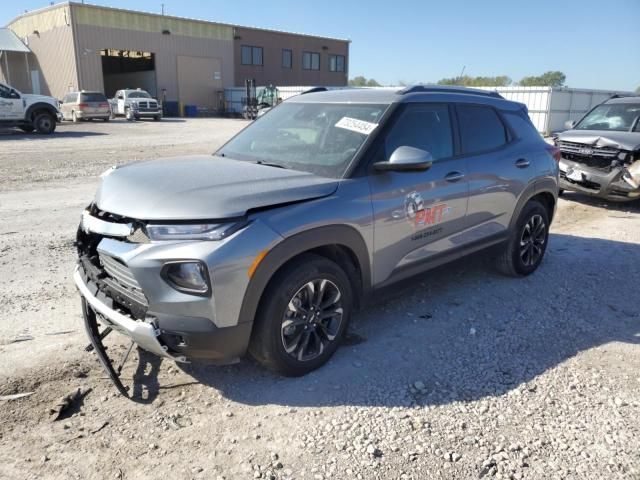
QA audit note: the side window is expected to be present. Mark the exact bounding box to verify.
[0,84,11,98]
[385,104,454,161]
[457,105,507,154]
[503,109,542,141]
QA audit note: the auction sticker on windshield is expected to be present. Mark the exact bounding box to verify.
[335,117,378,135]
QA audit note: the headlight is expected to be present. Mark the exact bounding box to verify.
[145,223,243,241]
[129,103,139,110]
[162,261,210,296]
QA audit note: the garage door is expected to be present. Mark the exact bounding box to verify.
[177,56,222,111]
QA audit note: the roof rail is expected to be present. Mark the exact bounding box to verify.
[397,85,504,99]
[301,87,328,95]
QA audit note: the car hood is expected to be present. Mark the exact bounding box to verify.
[22,93,57,104]
[94,155,339,220]
[557,130,640,151]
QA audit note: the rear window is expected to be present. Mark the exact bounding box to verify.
[457,105,507,154]
[80,92,107,102]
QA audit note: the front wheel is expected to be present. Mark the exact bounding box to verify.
[249,254,353,376]
[496,199,549,276]
[34,112,56,134]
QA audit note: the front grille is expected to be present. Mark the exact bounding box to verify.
[558,141,618,159]
[99,253,147,306]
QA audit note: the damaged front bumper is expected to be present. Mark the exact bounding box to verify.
[74,266,187,362]
[559,158,640,202]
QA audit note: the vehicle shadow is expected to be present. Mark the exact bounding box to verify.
[0,129,107,139]
[153,233,640,408]
[560,190,640,213]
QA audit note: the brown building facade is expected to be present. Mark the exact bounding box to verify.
[5,2,350,110]
[233,26,349,87]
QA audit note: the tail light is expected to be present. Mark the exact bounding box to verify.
[78,103,89,108]
[99,102,109,108]
[546,145,561,162]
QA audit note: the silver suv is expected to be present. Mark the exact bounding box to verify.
[75,86,559,393]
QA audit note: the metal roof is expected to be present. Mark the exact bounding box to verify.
[0,28,30,53]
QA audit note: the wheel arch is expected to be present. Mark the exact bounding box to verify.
[26,102,58,121]
[509,181,557,230]
[238,225,371,326]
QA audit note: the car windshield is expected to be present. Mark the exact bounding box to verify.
[575,103,640,132]
[217,102,388,178]
[128,91,151,98]
[80,92,107,102]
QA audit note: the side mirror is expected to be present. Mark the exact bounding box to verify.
[564,120,576,130]
[9,89,20,99]
[117,95,124,100]
[373,146,434,172]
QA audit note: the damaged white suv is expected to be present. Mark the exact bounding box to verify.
[557,96,640,202]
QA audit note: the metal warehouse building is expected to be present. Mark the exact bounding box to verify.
[1,2,349,110]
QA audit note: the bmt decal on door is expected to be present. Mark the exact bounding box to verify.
[404,191,452,228]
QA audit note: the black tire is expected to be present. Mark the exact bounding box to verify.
[496,199,549,276]
[34,112,56,134]
[103,117,110,122]
[249,253,353,376]
[558,189,565,197]
[19,125,35,133]
[153,115,161,121]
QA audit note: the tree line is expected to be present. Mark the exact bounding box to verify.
[349,71,568,88]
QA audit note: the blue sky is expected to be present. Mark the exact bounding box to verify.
[4,0,639,91]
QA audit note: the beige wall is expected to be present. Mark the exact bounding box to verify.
[0,52,32,93]
[233,27,349,87]
[72,23,234,104]
[7,4,78,98]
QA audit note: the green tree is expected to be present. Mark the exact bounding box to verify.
[437,75,511,87]
[349,76,381,87]
[519,71,566,87]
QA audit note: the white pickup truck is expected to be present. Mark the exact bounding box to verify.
[109,89,162,121]
[0,81,60,134]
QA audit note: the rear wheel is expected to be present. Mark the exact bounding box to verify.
[34,112,56,134]
[249,254,353,376]
[496,199,549,276]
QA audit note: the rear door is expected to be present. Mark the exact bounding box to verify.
[368,103,469,285]
[61,93,75,119]
[457,104,532,239]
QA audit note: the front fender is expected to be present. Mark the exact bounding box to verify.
[237,225,372,326]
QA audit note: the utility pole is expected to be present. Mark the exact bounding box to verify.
[161,3,165,15]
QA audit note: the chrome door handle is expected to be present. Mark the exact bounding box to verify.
[515,158,531,168]
[445,171,465,182]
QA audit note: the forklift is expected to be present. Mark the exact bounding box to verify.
[243,79,281,120]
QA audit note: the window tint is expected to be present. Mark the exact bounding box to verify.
[504,110,541,141]
[80,92,107,102]
[282,49,292,69]
[385,104,454,160]
[457,105,507,154]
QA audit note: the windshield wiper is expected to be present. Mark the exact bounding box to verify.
[253,160,289,169]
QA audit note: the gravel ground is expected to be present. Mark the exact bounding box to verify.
[0,119,639,480]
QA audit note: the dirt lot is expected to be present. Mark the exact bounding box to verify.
[0,119,639,480]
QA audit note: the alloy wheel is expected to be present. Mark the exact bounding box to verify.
[520,214,546,267]
[281,279,343,362]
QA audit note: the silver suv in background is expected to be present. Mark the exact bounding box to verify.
[74,86,559,395]
[60,91,111,122]
[556,96,640,201]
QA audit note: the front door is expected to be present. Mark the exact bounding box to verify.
[368,103,469,285]
[0,84,23,120]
